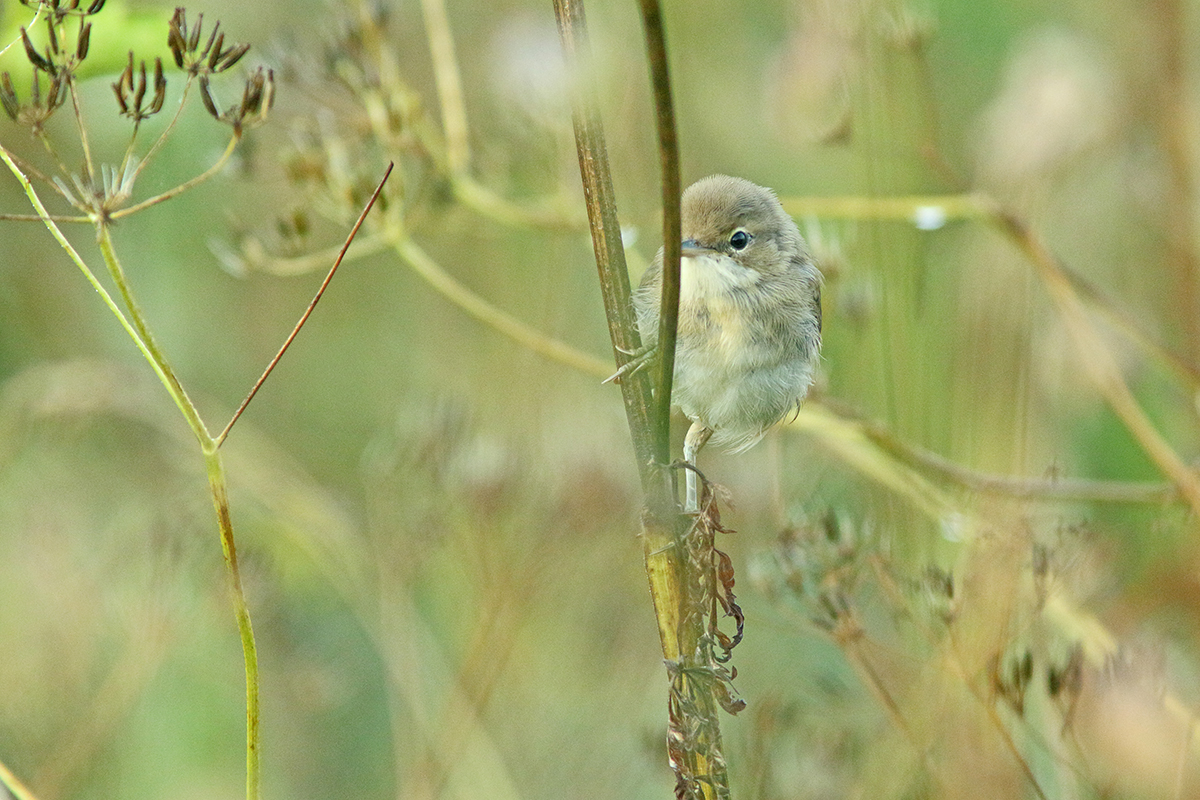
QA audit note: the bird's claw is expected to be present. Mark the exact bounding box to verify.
[603,343,657,385]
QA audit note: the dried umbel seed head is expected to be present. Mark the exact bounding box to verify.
[168,7,250,76]
[17,0,107,20]
[14,13,95,86]
[199,67,274,134]
[112,52,167,121]
[0,66,69,128]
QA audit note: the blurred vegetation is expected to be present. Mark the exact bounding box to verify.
[4,0,1200,798]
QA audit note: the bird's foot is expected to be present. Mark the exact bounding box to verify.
[602,342,657,385]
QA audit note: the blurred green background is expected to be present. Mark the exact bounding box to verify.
[4,0,1200,798]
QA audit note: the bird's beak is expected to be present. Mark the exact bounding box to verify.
[680,238,717,258]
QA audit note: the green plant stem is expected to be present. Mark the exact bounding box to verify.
[1,144,262,800]
[392,234,614,376]
[0,145,183,414]
[552,1,731,798]
[206,446,261,800]
[638,0,681,461]
[129,76,198,186]
[96,225,209,442]
[636,1,733,797]
[96,229,261,800]
[0,757,40,800]
[66,75,97,184]
[112,133,239,220]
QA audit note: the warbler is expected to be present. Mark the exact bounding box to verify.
[634,175,822,463]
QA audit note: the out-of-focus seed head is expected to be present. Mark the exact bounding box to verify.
[198,67,274,134]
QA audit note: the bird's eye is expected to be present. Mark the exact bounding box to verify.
[729,230,752,251]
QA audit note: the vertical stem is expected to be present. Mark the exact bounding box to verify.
[98,228,262,800]
[553,1,731,797]
[206,447,261,800]
[550,0,660,481]
[637,0,681,455]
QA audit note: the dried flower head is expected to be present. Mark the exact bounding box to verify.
[0,66,68,129]
[17,0,107,19]
[198,67,274,134]
[112,53,167,122]
[168,8,250,76]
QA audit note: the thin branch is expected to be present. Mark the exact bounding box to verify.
[98,226,209,443]
[110,133,239,220]
[392,235,612,377]
[450,175,587,231]
[239,232,390,277]
[203,450,261,800]
[66,78,97,185]
[806,400,1180,505]
[0,5,43,61]
[128,76,198,186]
[216,161,394,447]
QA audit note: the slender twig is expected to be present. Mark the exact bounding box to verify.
[803,401,1179,505]
[450,176,586,231]
[244,232,390,277]
[66,77,97,185]
[4,140,261,800]
[392,235,613,377]
[0,5,43,60]
[111,133,239,219]
[551,0,658,476]
[554,2,733,798]
[217,161,394,447]
[128,76,198,186]
[203,449,260,800]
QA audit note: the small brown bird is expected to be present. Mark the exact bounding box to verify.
[634,175,822,506]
